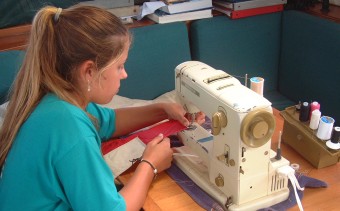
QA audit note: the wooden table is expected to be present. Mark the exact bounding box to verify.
[118,109,340,210]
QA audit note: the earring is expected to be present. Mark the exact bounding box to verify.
[87,80,91,92]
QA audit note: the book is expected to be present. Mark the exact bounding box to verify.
[159,0,213,14]
[107,5,141,18]
[213,0,286,11]
[221,0,256,3]
[163,0,190,3]
[147,8,212,24]
[213,4,284,19]
[212,0,234,10]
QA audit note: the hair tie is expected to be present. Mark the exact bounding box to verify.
[54,8,62,22]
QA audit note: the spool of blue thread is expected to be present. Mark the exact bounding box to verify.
[299,102,310,122]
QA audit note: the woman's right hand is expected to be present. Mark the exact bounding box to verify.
[141,134,173,173]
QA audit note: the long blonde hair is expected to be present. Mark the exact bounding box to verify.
[0,5,131,169]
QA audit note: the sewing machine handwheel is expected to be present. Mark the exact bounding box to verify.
[240,110,276,148]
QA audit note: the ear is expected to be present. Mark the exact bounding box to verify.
[78,60,96,83]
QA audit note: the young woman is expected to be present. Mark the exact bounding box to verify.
[0,5,198,211]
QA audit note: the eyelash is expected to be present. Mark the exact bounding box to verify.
[118,65,124,71]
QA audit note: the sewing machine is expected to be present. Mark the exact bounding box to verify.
[174,61,290,210]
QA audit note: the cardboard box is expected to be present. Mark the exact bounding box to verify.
[280,106,340,168]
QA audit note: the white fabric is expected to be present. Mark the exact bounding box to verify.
[101,90,180,177]
[0,90,180,128]
[101,90,180,109]
[103,137,146,177]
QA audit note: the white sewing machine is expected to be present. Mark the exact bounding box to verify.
[174,61,290,210]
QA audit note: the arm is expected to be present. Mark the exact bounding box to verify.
[112,103,205,210]
[113,102,190,137]
[119,134,173,211]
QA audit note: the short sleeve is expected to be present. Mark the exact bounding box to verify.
[87,103,116,141]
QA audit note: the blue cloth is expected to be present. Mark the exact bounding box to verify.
[166,164,225,211]
[259,172,327,211]
[0,93,126,210]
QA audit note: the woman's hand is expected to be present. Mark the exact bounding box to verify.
[163,103,206,127]
[142,134,173,173]
[163,103,190,127]
[120,134,173,210]
[185,111,206,125]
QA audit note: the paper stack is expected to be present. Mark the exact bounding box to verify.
[147,0,213,24]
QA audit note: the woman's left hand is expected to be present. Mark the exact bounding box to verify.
[189,111,206,125]
[164,103,206,127]
[163,103,190,127]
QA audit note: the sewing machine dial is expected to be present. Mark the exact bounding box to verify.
[240,110,276,148]
[212,109,228,136]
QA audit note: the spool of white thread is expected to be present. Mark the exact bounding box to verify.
[316,116,335,140]
[309,109,321,130]
[250,77,264,96]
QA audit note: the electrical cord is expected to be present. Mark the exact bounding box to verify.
[277,165,305,211]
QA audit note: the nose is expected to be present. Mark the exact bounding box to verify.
[121,69,128,79]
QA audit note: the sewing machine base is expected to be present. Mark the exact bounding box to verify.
[173,146,289,211]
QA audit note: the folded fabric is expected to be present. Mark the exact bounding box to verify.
[101,120,187,155]
[101,120,187,177]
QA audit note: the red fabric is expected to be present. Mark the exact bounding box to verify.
[101,120,187,155]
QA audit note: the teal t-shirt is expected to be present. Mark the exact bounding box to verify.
[0,93,126,210]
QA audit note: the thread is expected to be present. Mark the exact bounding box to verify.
[250,77,264,96]
[299,102,310,122]
[331,127,340,143]
[316,116,335,140]
[309,109,321,130]
[309,101,320,118]
[326,127,340,150]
